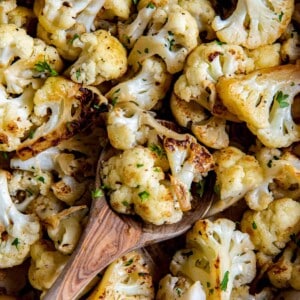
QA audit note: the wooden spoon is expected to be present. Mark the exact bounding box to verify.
[44,149,215,300]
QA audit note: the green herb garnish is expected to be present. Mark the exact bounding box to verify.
[138,190,150,201]
[35,60,58,76]
[91,188,103,199]
[220,270,229,291]
[274,91,289,108]
[12,238,19,250]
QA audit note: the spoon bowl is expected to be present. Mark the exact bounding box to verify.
[44,147,215,300]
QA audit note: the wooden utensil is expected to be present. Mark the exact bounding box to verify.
[44,149,215,300]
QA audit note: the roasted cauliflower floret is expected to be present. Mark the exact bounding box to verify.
[169,218,256,300]
[178,0,216,41]
[3,38,64,94]
[44,205,88,254]
[0,23,33,69]
[217,63,300,148]
[280,24,300,63]
[105,57,172,110]
[101,145,183,225]
[16,76,105,160]
[98,0,132,20]
[87,250,154,300]
[128,3,199,74]
[174,41,254,119]
[241,198,300,256]
[33,0,104,33]
[0,170,41,268]
[212,0,294,49]
[156,274,206,300]
[245,146,300,210]
[0,0,16,24]
[267,237,300,290]
[66,29,127,85]
[28,239,69,298]
[209,146,264,216]
[0,85,35,152]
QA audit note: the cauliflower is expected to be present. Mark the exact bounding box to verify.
[280,24,300,63]
[0,23,33,68]
[156,274,206,300]
[0,0,16,25]
[44,205,88,254]
[28,239,69,298]
[212,0,294,49]
[267,236,300,290]
[208,146,264,216]
[170,93,229,149]
[5,6,36,31]
[178,0,216,41]
[169,218,256,300]
[128,3,199,74]
[87,250,154,300]
[105,57,172,110]
[164,135,214,211]
[118,3,157,49]
[174,41,254,119]
[241,198,300,256]
[33,0,105,33]
[217,63,300,148]
[0,170,40,268]
[66,29,127,85]
[97,0,132,20]
[245,147,300,210]
[0,85,35,152]
[3,38,64,94]
[101,145,183,225]
[16,76,105,160]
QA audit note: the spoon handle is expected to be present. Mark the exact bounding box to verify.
[44,199,142,300]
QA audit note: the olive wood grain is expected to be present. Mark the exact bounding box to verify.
[44,152,215,300]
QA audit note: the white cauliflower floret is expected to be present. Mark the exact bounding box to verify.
[280,24,300,63]
[170,93,229,149]
[0,0,16,24]
[105,57,172,110]
[128,4,199,74]
[241,198,300,256]
[178,0,216,41]
[174,41,254,119]
[118,3,157,48]
[28,239,69,298]
[16,76,105,160]
[209,146,264,216]
[267,237,300,290]
[246,43,282,69]
[245,147,300,210]
[217,63,300,148]
[0,23,33,68]
[8,169,53,212]
[6,6,36,30]
[3,38,64,94]
[34,0,105,33]
[212,0,294,49]
[87,250,154,299]
[98,0,132,20]
[44,205,88,254]
[67,29,127,85]
[0,170,40,268]
[101,146,183,225]
[156,274,206,300]
[170,218,256,300]
[164,135,214,211]
[0,85,34,152]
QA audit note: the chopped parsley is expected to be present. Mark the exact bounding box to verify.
[111,88,120,106]
[167,31,175,51]
[124,258,133,266]
[252,221,257,230]
[274,91,289,108]
[75,69,81,81]
[37,176,45,183]
[28,129,35,139]
[122,201,130,207]
[35,60,58,76]
[146,2,155,9]
[220,270,229,291]
[12,238,20,250]
[69,33,80,44]
[278,11,284,22]
[138,190,150,201]
[175,287,182,296]
[136,163,144,168]
[216,40,226,45]
[91,188,103,199]
[149,144,165,157]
